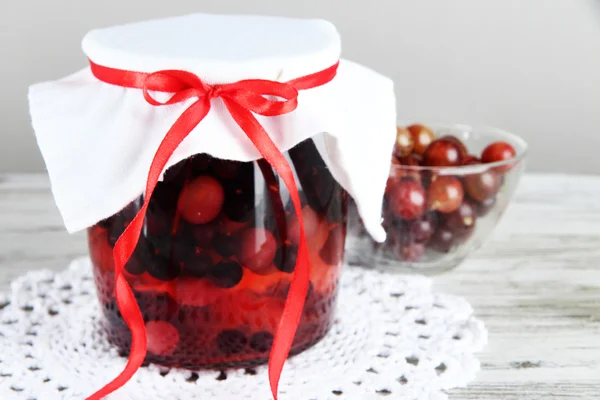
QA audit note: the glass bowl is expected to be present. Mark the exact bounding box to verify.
[346,123,527,275]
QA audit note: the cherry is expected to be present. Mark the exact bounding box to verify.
[481,141,516,171]
[237,228,277,274]
[439,135,468,159]
[249,331,274,353]
[216,329,248,355]
[124,242,147,276]
[474,196,496,217]
[427,176,464,213]
[462,154,480,164]
[388,179,426,220]
[423,139,463,167]
[134,291,179,322]
[427,227,455,253]
[464,167,501,202]
[208,260,244,288]
[408,213,437,243]
[443,200,477,241]
[407,124,436,155]
[146,321,180,355]
[178,176,224,224]
[389,156,404,180]
[393,242,425,262]
[394,126,415,158]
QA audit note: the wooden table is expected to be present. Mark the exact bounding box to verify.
[1,173,599,399]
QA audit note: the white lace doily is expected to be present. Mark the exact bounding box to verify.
[0,258,487,400]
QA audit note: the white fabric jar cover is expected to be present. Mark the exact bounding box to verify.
[28,13,397,241]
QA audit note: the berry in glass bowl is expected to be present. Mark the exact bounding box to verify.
[346,123,527,275]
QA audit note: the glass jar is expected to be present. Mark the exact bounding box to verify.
[87,137,348,368]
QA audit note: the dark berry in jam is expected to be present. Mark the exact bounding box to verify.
[464,166,500,202]
[191,223,216,247]
[388,179,426,220]
[212,232,239,257]
[190,153,213,174]
[212,159,241,179]
[394,126,415,157]
[319,225,345,265]
[124,242,147,275]
[135,291,179,322]
[178,176,225,224]
[423,139,463,167]
[407,124,436,155]
[481,141,516,172]
[428,227,455,253]
[216,330,248,355]
[274,244,298,273]
[427,176,464,213]
[146,258,180,281]
[209,260,243,289]
[443,200,477,240]
[181,250,214,278]
[222,186,255,223]
[237,228,277,274]
[249,331,274,353]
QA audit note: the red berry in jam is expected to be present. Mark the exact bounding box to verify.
[427,176,464,213]
[288,206,321,244]
[464,168,501,202]
[178,176,224,224]
[249,331,274,353]
[481,141,516,171]
[423,139,463,167]
[216,329,248,355]
[407,124,436,155]
[428,227,455,253]
[389,179,426,220]
[146,321,179,355]
[443,200,477,240]
[237,228,277,274]
[209,260,244,288]
[394,126,415,158]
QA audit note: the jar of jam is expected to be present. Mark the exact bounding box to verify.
[29,12,397,398]
[88,138,348,367]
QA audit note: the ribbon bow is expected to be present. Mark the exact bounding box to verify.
[86,60,339,400]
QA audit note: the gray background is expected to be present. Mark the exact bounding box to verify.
[2,0,599,173]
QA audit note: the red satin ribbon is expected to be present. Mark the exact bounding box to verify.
[86,60,339,400]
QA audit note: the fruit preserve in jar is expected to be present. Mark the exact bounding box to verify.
[88,138,348,368]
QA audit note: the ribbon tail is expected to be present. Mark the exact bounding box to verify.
[86,99,211,400]
[223,99,311,400]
